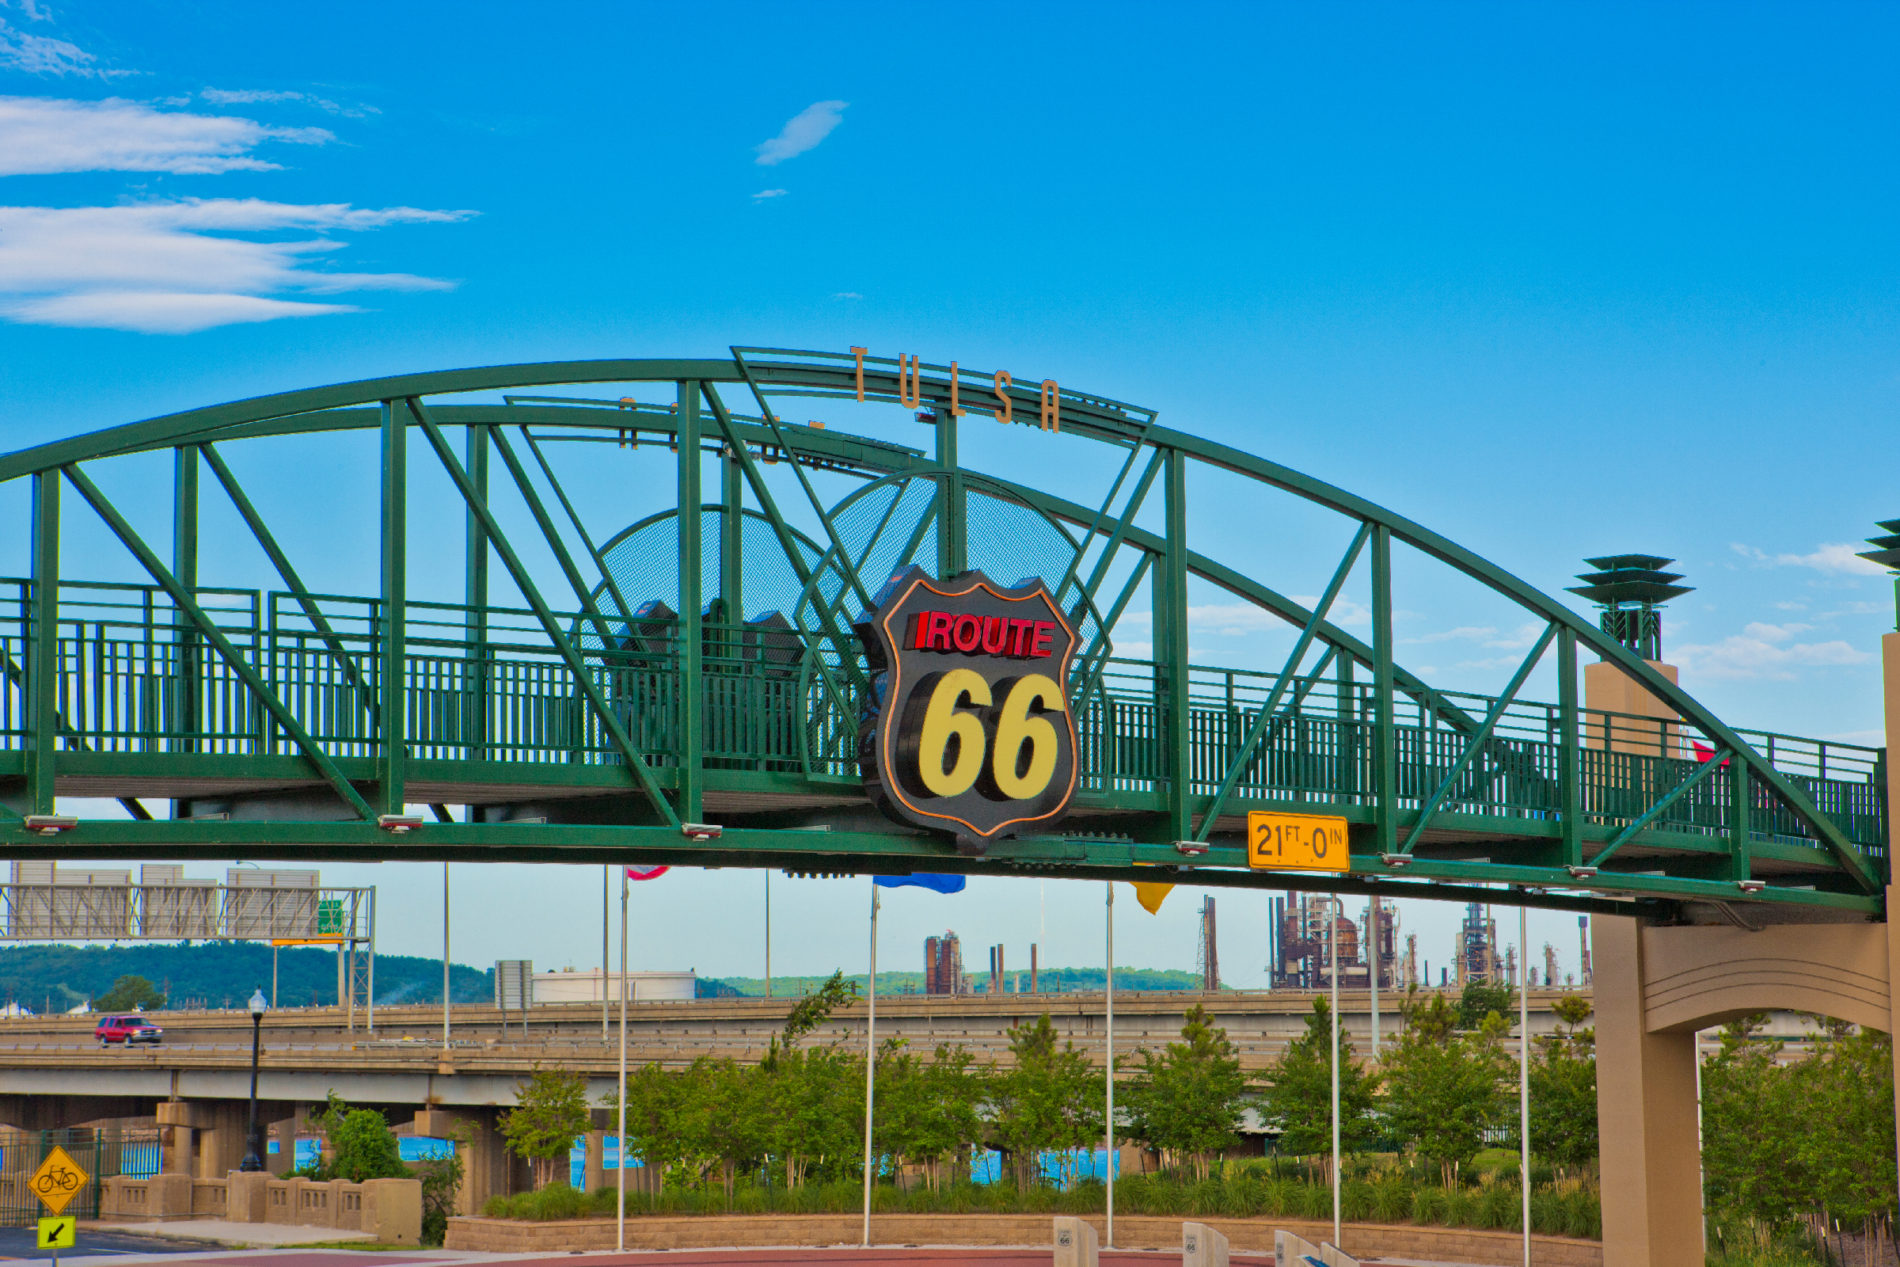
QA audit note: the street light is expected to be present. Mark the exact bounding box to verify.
[239,987,268,1172]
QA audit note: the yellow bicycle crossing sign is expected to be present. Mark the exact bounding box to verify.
[29,1145,89,1216]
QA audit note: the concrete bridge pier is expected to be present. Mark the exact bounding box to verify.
[1590,632,1900,1263]
[414,1106,520,1214]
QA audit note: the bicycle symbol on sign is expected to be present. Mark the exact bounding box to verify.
[33,1165,80,1195]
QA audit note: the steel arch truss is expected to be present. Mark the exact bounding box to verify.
[0,348,1885,922]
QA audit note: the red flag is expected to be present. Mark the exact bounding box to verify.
[626,865,669,881]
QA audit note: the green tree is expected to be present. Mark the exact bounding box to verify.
[1120,1004,1251,1181]
[1527,994,1596,1172]
[500,1066,592,1188]
[874,1040,985,1191]
[763,1044,864,1188]
[767,969,857,1062]
[316,1094,406,1182]
[990,1013,1102,1189]
[415,1127,467,1246]
[1456,981,1516,1030]
[94,974,166,1011]
[1257,996,1379,1175]
[1382,992,1510,1184]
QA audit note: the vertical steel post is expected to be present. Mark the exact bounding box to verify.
[1371,525,1397,855]
[764,870,772,999]
[26,473,59,815]
[677,383,703,821]
[722,442,744,647]
[1105,881,1116,1246]
[380,402,406,813]
[1519,904,1531,1267]
[601,866,610,1039]
[1368,895,1380,1058]
[366,887,376,1033]
[1559,628,1582,866]
[173,446,200,754]
[616,867,628,1250]
[861,883,879,1247]
[1329,896,1341,1247]
[1162,448,1192,840]
[936,411,965,577]
[1729,755,1753,882]
[465,425,490,759]
[442,864,451,1051]
[1337,653,1356,800]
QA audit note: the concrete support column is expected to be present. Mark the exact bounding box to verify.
[414,1106,512,1215]
[1592,915,1704,1265]
[583,1130,604,1193]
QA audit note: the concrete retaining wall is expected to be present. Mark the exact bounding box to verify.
[444,1211,1601,1265]
[102,1171,421,1245]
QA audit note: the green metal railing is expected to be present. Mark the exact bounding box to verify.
[1,578,1883,861]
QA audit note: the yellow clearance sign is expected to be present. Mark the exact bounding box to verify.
[29,1145,88,1216]
[1247,811,1351,872]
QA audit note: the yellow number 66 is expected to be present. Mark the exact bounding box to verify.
[914,671,1066,801]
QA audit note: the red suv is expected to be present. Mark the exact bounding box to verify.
[95,1014,163,1047]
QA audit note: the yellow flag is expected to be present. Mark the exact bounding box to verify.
[1131,880,1174,915]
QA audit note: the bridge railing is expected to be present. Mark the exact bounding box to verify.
[0,579,1884,856]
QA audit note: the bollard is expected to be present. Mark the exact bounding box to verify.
[1274,1228,1327,1267]
[1183,1220,1230,1266]
[1054,1215,1100,1267]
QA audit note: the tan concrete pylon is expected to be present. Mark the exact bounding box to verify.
[1588,632,1900,1264]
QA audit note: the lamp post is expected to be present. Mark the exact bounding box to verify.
[239,987,268,1172]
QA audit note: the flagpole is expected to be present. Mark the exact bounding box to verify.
[764,869,772,1000]
[616,866,628,1253]
[1330,895,1341,1249]
[1519,904,1531,1267]
[1105,881,1115,1248]
[601,865,609,1040]
[1368,894,1380,1059]
[441,864,450,1052]
[861,882,879,1247]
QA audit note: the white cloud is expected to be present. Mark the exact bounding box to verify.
[201,87,378,119]
[0,17,124,76]
[0,198,475,333]
[6,291,357,333]
[1186,603,1290,637]
[1730,541,1886,577]
[751,187,788,201]
[1674,623,1871,681]
[754,100,846,166]
[4,1,51,21]
[1289,595,1371,627]
[831,291,863,300]
[0,96,331,175]
[1402,625,1497,645]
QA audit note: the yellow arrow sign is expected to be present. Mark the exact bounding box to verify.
[29,1145,89,1216]
[38,1215,76,1249]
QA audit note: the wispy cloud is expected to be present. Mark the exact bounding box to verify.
[0,199,476,333]
[1730,541,1886,576]
[751,187,787,201]
[0,96,331,175]
[831,291,863,300]
[201,87,379,119]
[3,1,52,22]
[1674,621,1871,681]
[0,16,126,76]
[754,100,846,166]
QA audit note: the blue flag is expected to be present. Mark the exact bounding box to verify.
[873,873,967,894]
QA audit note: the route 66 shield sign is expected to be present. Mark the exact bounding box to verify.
[856,567,1079,850]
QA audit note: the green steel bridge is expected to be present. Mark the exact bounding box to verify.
[0,349,1885,922]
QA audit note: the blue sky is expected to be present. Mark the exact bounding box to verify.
[1,2,1895,991]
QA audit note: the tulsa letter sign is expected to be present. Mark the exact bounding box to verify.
[857,568,1079,850]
